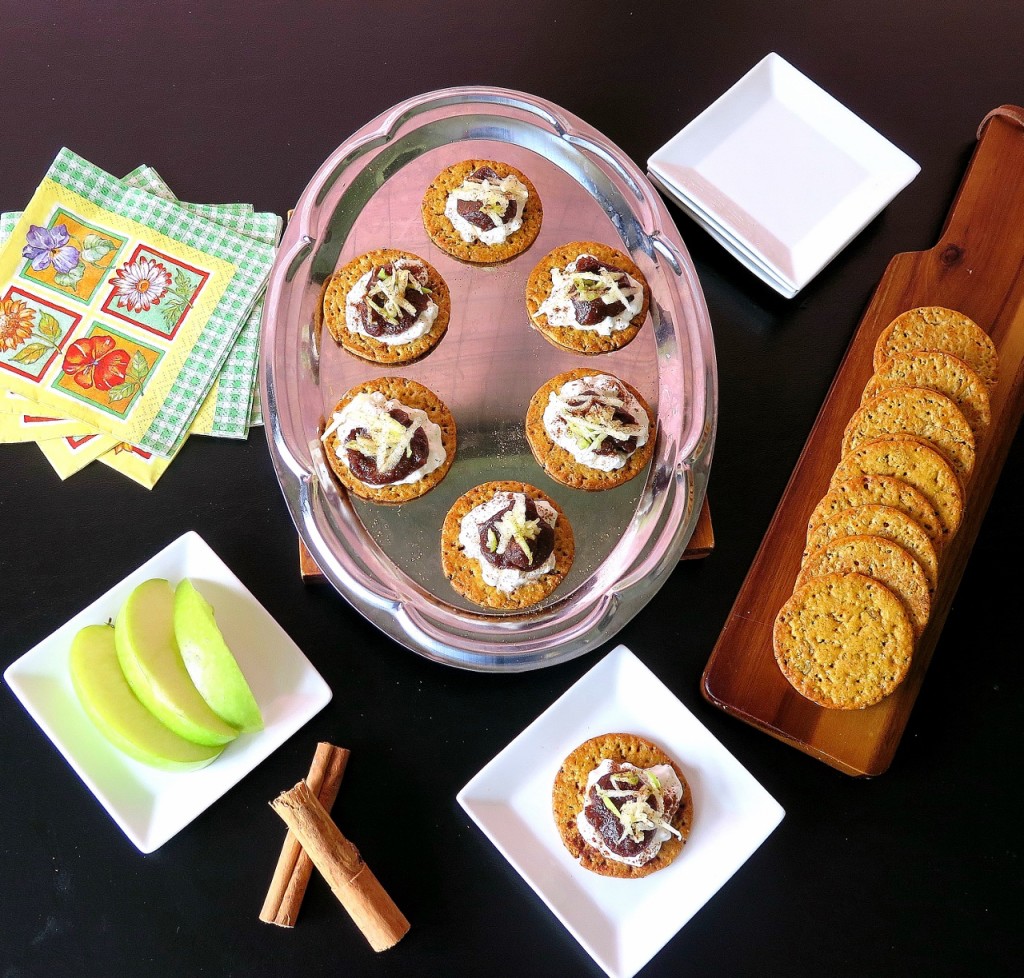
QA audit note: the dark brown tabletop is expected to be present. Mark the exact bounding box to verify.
[2,3,1022,976]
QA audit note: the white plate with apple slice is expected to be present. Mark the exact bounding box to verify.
[3,531,332,853]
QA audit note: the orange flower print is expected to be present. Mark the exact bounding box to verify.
[0,297,36,351]
[62,335,130,391]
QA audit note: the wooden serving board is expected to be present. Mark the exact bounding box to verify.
[701,105,1024,777]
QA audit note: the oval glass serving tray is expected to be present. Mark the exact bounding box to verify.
[261,86,717,672]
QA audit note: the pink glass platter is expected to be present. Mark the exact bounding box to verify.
[260,86,717,671]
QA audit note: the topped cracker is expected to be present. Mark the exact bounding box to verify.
[551,732,691,879]
[320,248,450,364]
[421,159,542,264]
[525,368,656,491]
[321,376,456,504]
[873,306,998,389]
[773,571,914,710]
[526,241,650,355]
[440,480,574,611]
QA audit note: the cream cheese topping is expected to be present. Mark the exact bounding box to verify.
[536,254,644,335]
[457,490,558,592]
[543,375,649,471]
[444,173,529,245]
[321,391,445,485]
[575,759,683,867]
[344,257,438,345]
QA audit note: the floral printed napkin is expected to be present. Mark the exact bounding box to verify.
[0,148,278,458]
[0,212,18,249]
[0,392,93,441]
[107,164,281,440]
[2,173,279,444]
[36,432,118,478]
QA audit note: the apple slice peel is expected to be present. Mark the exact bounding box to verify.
[173,579,264,733]
[69,624,223,771]
[114,578,240,747]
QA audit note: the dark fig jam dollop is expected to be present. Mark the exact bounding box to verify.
[569,255,632,326]
[345,409,428,485]
[477,498,554,571]
[454,168,519,231]
[357,263,431,338]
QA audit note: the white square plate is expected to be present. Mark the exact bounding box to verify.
[457,645,784,978]
[4,530,332,853]
[648,52,920,295]
[646,170,800,297]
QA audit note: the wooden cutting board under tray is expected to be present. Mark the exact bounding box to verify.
[701,105,1024,777]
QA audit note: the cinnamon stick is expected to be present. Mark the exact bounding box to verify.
[270,780,410,952]
[260,742,350,927]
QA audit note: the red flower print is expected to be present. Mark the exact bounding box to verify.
[62,335,130,391]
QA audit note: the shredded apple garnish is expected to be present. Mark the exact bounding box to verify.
[597,768,681,845]
[365,265,430,326]
[492,494,542,564]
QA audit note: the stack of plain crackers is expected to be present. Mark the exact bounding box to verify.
[773,306,999,710]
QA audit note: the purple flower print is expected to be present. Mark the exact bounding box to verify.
[22,224,81,273]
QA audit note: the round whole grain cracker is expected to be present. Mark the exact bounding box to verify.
[321,248,450,364]
[551,732,691,879]
[842,386,976,482]
[803,504,939,590]
[421,159,542,264]
[873,306,998,389]
[440,480,574,610]
[525,241,650,355]
[806,474,944,549]
[795,533,931,637]
[830,435,964,540]
[525,368,656,491]
[863,350,991,436]
[321,377,456,504]
[773,572,914,710]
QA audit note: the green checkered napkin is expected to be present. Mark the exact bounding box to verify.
[123,164,254,216]
[0,212,18,243]
[247,378,264,428]
[42,148,278,456]
[120,166,281,437]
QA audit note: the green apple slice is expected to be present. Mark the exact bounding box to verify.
[173,579,263,733]
[115,578,239,747]
[70,624,223,771]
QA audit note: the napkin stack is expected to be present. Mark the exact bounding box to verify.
[0,150,281,487]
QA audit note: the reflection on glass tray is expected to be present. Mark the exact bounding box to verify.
[262,87,718,671]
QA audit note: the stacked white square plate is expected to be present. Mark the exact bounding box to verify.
[648,53,921,297]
